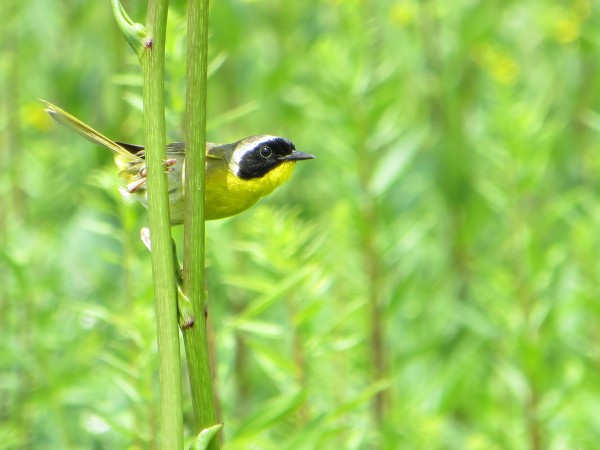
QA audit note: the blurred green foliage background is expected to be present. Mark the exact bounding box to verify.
[2,0,600,448]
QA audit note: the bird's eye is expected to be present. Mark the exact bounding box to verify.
[259,146,272,158]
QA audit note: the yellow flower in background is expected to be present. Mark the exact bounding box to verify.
[390,1,416,27]
[545,0,590,45]
[554,12,580,44]
[474,44,520,86]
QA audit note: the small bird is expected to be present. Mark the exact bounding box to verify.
[42,101,315,223]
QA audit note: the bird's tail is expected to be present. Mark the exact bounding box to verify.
[41,99,138,170]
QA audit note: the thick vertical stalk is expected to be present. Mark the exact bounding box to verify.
[141,0,184,448]
[181,0,219,445]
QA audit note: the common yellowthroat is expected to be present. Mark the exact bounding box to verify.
[42,101,315,222]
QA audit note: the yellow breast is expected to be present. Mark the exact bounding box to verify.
[204,161,296,220]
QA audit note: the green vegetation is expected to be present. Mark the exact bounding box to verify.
[136,0,186,448]
[1,0,599,448]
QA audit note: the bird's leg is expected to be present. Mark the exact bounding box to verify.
[126,177,147,193]
[164,158,177,171]
[139,227,195,329]
[125,159,177,193]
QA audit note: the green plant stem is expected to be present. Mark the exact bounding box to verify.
[140,0,184,448]
[181,0,219,445]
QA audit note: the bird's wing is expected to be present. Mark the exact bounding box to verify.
[206,142,229,161]
[166,142,186,154]
[116,141,146,155]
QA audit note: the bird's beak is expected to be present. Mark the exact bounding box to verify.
[282,151,315,161]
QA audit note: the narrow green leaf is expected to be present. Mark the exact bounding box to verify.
[188,424,223,450]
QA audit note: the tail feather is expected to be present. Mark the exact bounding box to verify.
[41,100,138,164]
